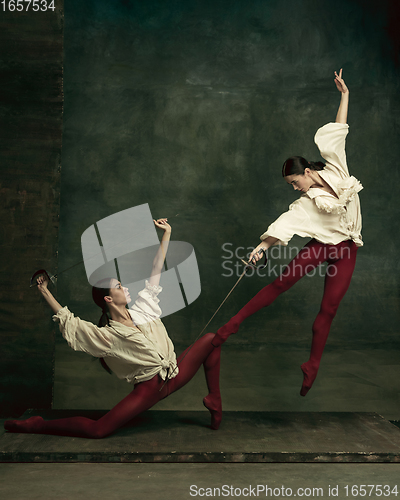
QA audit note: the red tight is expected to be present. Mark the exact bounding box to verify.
[214,239,358,395]
[4,332,221,438]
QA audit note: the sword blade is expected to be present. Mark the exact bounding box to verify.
[159,264,250,392]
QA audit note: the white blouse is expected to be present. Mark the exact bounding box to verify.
[52,281,178,385]
[261,122,363,247]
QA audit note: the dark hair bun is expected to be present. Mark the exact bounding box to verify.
[282,156,325,177]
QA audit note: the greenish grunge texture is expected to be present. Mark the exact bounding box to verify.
[55,0,400,410]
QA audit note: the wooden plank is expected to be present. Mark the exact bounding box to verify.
[1,411,400,463]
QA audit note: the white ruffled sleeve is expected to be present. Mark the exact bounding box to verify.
[129,280,163,323]
[314,122,349,177]
[52,307,113,356]
[260,198,313,246]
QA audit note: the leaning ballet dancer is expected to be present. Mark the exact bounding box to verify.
[213,69,363,396]
[5,219,222,438]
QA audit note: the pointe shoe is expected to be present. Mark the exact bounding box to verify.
[212,319,240,347]
[203,394,222,430]
[4,416,44,433]
[300,362,319,397]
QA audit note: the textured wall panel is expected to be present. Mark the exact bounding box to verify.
[0,5,64,416]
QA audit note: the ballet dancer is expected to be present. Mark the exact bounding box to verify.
[5,219,222,438]
[213,69,363,396]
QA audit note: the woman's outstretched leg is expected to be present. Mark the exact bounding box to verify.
[5,375,164,438]
[165,332,222,429]
[5,333,222,437]
[300,241,358,396]
[202,342,221,429]
[213,240,329,346]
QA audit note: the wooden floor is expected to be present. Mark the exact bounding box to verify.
[1,410,400,463]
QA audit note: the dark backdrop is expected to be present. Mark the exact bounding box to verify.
[2,0,398,416]
[53,0,399,411]
[0,5,63,416]
[59,0,399,340]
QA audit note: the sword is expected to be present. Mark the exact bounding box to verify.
[159,249,268,391]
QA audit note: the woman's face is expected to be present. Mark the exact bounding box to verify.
[108,279,132,306]
[285,169,315,193]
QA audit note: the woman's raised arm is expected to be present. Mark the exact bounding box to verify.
[148,218,171,287]
[334,68,349,124]
[37,275,63,314]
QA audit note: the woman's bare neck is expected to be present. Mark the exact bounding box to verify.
[110,306,133,325]
[310,172,338,198]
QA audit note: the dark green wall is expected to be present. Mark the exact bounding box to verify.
[56,0,399,407]
[0,7,63,416]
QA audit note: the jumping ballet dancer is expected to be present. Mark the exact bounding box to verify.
[5,219,222,438]
[213,69,363,396]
